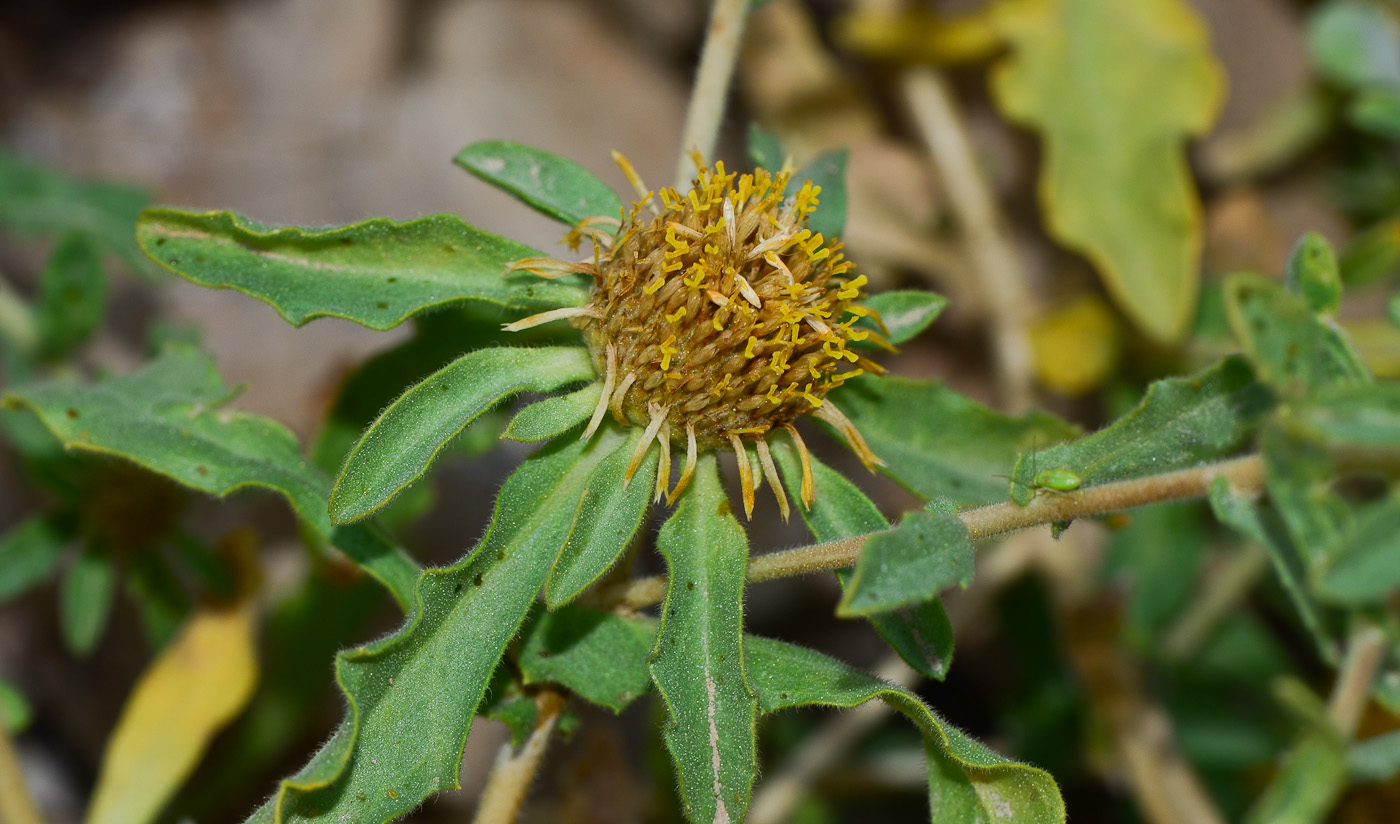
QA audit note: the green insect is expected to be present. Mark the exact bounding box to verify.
[1032,467,1083,493]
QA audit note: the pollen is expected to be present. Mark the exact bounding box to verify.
[510,155,888,518]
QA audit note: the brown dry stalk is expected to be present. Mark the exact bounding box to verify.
[603,454,1266,612]
[471,689,569,824]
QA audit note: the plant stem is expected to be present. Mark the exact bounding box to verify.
[1161,543,1271,660]
[606,454,1265,611]
[472,689,567,824]
[674,0,751,189]
[900,68,1037,414]
[0,724,43,824]
[1327,624,1387,738]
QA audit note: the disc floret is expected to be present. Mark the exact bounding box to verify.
[507,155,889,519]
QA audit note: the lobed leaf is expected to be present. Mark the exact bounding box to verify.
[0,148,153,271]
[771,438,954,679]
[0,513,73,601]
[501,383,603,443]
[86,601,258,824]
[837,508,974,617]
[1223,273,1370,398]
[518,606,656,712]
[454,140,623,226]
[649,454,757,824]
[744,635,1066,824]
[2,345,420,608]
[329,345,595,523]
[837,374,1077,506]
[136,209,588,331]
[254,428,646,824]
[1008,357,1273,505]
[990,0,1223,343]
[858,289,948,347]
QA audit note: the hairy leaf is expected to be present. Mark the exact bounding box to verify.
[0,513,73,601]
[1208,477,1337,662]
[1283,381,1400,461]
[1009,357,1273,505]
[254,429,644,824]
[0,148,152,271]
[838,374,1076,506]
[330,346,594,523]
[543,428,655,606]
[519,607,656,712]
[858,289,948,347]
[838,509,974,617]
[745,635,1066,823]
[35,233,106,358]
[60,544,115,656]
[502,383,603,443]
[3,346,420,608]
[86,601,258,824]
[649,454,757,824]
[771,438,954,679]
[454,140,623,226]
[991,0,1223,342]
[136,209,588,330]
[1223,273,1370,397]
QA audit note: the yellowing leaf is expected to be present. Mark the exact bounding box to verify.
[1029,293,1123,396]
[85,600,258,824]
[991,0,1225,343]
[834,7,1002,65]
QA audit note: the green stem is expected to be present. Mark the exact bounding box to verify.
[674,0,751,189]
[606,454,1266,611]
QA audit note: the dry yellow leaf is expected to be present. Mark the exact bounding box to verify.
[1030,294,1123,396]
[84,600,258,824]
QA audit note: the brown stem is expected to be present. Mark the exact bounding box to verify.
[471,689,568,824]
[674,0,751,189]
[1327,625,1387,738]
[603,455,1266,612]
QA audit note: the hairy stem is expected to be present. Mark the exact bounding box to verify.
[674,0,751,189]
[0,724,43,824]
[471,689,568,824]
[606,455,1266,611]
[901,68,1037,414]
[1328,624,1387,738]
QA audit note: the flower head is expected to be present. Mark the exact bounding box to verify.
[506,154,888,520]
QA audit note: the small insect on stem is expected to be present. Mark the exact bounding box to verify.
[1032,467,1083,493]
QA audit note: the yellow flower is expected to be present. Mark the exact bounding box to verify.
[504,153,889,520]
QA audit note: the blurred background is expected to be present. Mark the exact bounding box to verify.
[2,0,1397,822]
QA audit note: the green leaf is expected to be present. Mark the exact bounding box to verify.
[1349,83,1400,140]
[1284,231,1342,316]
[990,0,1223,343]
[744,635,1066,824]
[801,149,849,240]
[1284,381,1400,460]
[837,509,973,617]
[771,438,954,679]
[1259,427,1351,568]
[837,374,1077,506]
[1223,273,1370,397]
[0,513,73,601]
[1340,215,1400,287]
[1008,357,1273,505]
[454,140,623,226]
[2,345,420,609]
[1314,493,1400,604]
[135,209,589,331]
[35,233,106,358]
[649,454,757,824]
[747,123,785,171]
[60,544,116,656]
[858,290,948,346]
[1307,0,1400,89]
[125,551,190,649]
[1105,501,1208,644]
[543,428,655,606]
[1208,477,1337,662]
[0,679,31,734]
[518,607,656,712]
[480,669,536,748]
[502,383,602,443]
[257,428,644,824]
[1350,729,1400,783]
[0,148,152,271]
[1243,728,1348,824]
[329,346,594,523]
